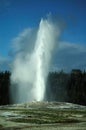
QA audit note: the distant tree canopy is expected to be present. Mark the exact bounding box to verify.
[45,71,69,102]
[0,69,86,105]
[0,71,10,105]
[67,69,86,105]
[45,69,86,105]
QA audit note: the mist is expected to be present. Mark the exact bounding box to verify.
[10,18,60,103]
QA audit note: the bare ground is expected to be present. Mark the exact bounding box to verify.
[0,101,86,130]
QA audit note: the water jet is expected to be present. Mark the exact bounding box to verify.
[10,18,59,103]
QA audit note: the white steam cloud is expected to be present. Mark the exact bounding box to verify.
[10,18,60,103]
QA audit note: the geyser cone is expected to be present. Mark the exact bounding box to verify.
[10,18,59,103]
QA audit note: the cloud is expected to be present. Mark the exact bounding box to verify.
[52,42,86,72]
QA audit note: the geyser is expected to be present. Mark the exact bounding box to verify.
[10,18,60,103]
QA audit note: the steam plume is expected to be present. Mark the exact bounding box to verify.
[10,18,60,103]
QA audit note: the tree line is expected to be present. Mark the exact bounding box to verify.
[0,69,86,105]
[45,69,86,105]
[0,71,10,105]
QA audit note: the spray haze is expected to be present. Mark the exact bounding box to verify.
[10,18,60,103]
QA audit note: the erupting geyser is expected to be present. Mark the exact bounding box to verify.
[10,18,60,103]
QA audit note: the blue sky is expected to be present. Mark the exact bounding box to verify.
[0,0,86,71]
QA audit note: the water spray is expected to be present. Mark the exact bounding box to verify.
[10,18,59,103]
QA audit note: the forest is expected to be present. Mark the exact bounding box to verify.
[45,69,86,105]
[0,69,86,105]
[0,71,10,105]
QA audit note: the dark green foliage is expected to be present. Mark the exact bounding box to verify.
[0,69,86,106]
[0,71,10,105]
[67,70,86,105]
[46,69,86,105]
[45,70,70,102]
